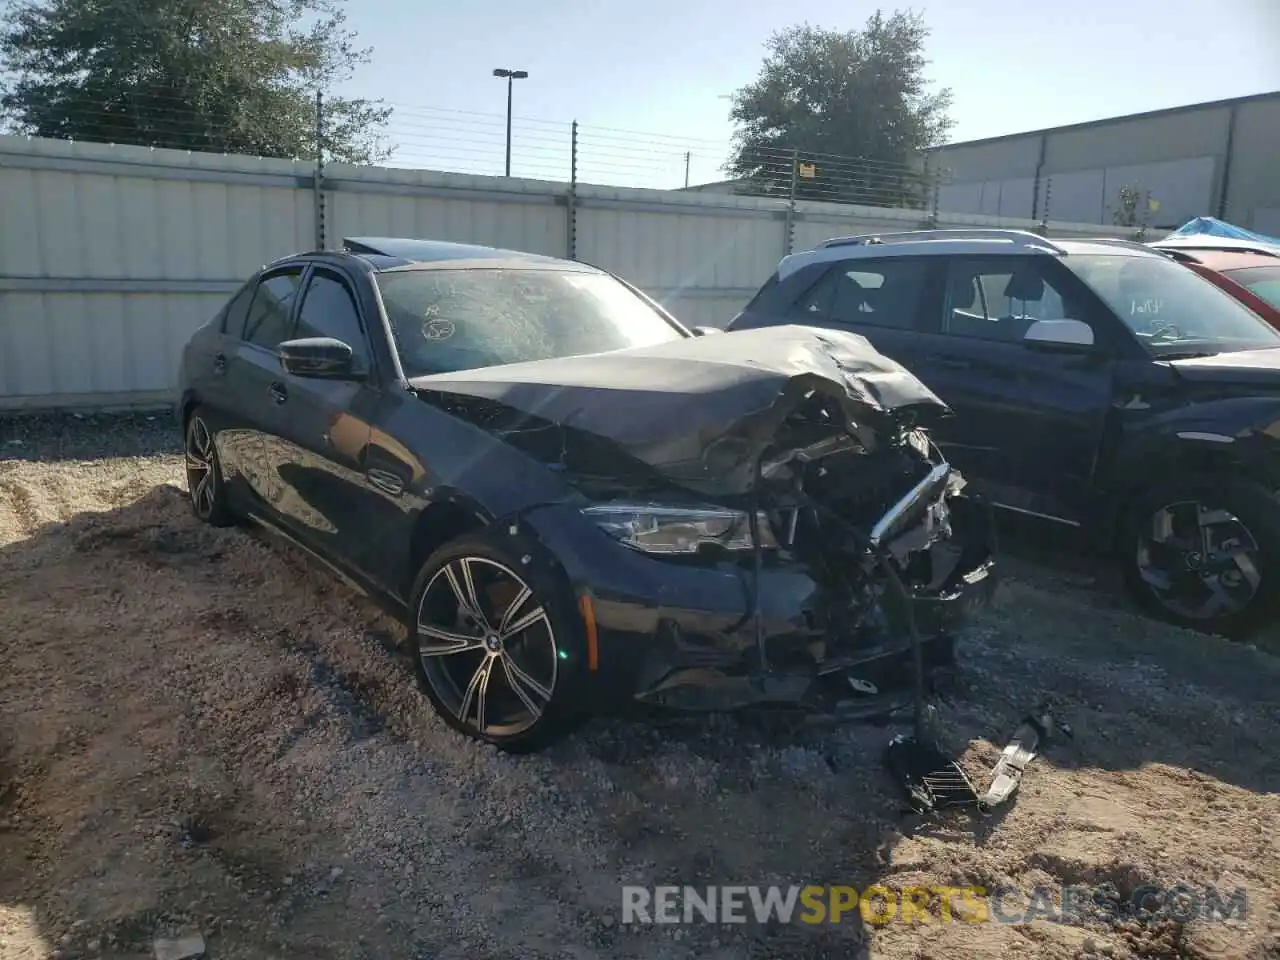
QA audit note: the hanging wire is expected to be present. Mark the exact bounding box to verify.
[1,92,951,207]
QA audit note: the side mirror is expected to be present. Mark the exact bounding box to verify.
[691,325,724,337]
[1023,319,1095,351]
[278,337,358,378]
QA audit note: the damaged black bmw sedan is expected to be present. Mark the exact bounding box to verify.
[176,237,997,751]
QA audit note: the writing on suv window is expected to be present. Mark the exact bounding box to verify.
[1067,253,1280,358]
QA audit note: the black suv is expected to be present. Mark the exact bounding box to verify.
[727,228,1280,637]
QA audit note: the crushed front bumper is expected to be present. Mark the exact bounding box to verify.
[518,491,999,719]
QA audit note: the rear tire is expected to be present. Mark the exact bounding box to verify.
[408,528,590,752]
[185,408,236,527]
[1118,473,1280,639]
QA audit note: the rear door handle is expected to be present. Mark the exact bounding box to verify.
[935,358,971,370]
[269,382,288,404]
[213,352,227,375]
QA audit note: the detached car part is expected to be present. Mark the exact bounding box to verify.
[885,705,1072,817]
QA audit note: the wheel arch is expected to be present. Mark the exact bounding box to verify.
[405,496,492,597]
[1102,438,1266,554]
[179,390,201,430]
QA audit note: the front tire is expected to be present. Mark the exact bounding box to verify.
[185,409,235,527]
[1119,473,1280,638]
[408,530,589,752]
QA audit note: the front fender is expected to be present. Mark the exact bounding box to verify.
[1119,395,1280,470]
[1097,396,1280,537]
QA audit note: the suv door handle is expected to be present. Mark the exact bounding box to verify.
[213,352,227,374]
[269,382,288,404]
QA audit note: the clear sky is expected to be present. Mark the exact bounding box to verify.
[334,0,1280,188]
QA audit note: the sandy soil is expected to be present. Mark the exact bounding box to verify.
[1,417,1278,960]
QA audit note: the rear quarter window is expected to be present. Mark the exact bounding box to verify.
[219,281,258,336]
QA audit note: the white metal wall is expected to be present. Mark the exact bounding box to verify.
[0,134,1141,410]
[936,156,1218,227]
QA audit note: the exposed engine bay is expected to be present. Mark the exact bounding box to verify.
[626,387,996,720]
[755,391,978,661]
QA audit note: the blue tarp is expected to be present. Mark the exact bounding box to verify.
[1168,216,1280,246]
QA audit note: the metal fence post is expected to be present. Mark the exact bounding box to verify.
[782,147,798,257]
[922,164,941,228]
[567,120,578,260]
[1036,176,1053,236]
[313,90,326,251]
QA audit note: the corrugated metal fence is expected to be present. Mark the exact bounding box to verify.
[0,134,1142,411]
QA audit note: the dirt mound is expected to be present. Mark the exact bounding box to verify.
[0,442,1277,959]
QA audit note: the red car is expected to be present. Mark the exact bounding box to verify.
[1149,236,1280,328]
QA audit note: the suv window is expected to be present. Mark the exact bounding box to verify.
[793,259,927,329]
[295,271,370,370]
[941,257,1080,343]
[243,270,303,349]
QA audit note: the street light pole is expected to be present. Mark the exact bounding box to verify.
[492,68,529,177]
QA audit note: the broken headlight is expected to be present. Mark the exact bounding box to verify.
[582,503,779,555]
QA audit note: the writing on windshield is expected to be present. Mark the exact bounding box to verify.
[375,267,685,376]
[1067,253,1280,357]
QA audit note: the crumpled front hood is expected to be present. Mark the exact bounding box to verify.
[408,324,950,498]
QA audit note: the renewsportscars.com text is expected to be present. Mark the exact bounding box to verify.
[621,884,1248,926]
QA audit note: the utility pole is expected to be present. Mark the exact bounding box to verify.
[684,151,690,188]
[492,68,529,177]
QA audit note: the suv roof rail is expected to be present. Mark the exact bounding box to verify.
[819,228,1066,255]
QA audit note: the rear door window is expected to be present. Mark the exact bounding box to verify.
[792,258,929,330]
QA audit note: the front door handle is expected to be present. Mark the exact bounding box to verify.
[213,352,227,375]
[935,358,971,370]
[269,382,288,404]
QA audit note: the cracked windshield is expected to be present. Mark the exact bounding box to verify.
[376,269,685,375]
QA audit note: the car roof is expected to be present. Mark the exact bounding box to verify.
[1150,235,1280,258]
[1180,249,1280,271]
[1147,242,1280,272]
[340,236,588,273]
[772,228,1164,281]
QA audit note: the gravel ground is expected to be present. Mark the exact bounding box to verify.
[1,414,1278,960]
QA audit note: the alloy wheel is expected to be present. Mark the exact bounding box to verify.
[416,556,558,738]
[185,417,218,520]
[1135,500,1263,621]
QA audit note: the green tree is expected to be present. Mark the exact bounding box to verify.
[0,0,392,164]
[727,11,953,207]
